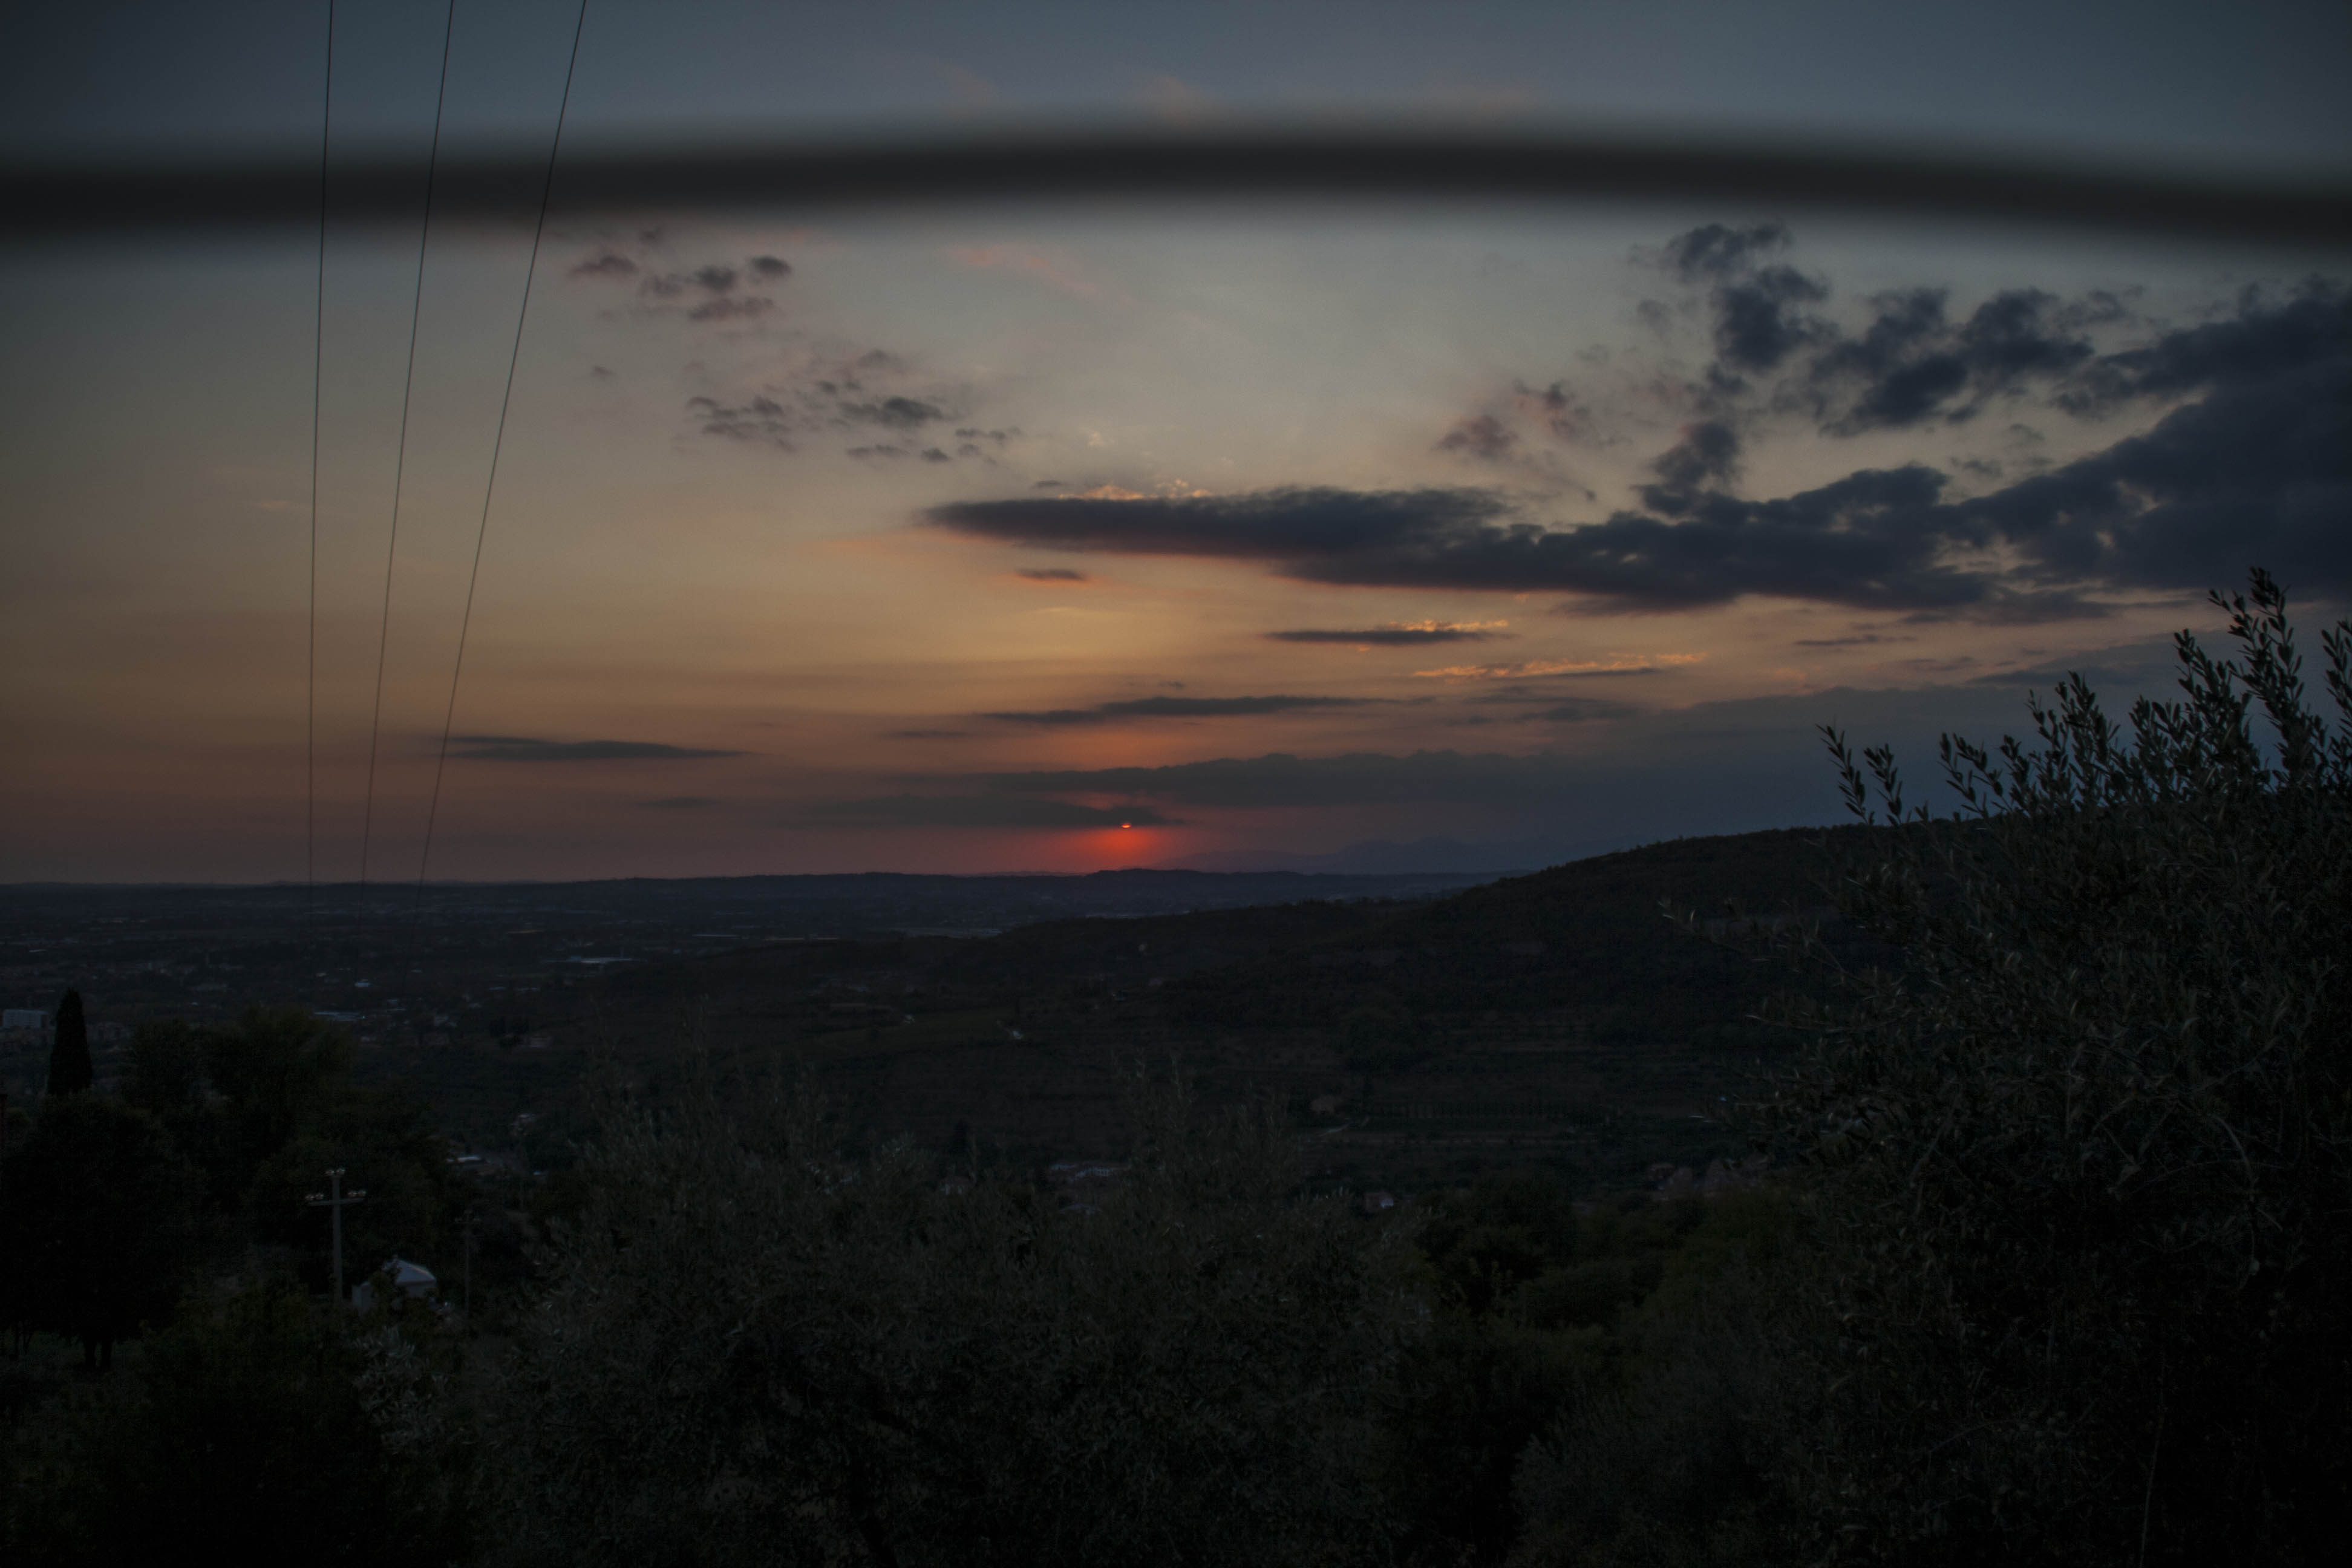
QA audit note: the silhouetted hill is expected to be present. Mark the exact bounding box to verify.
[507,823,1886,1191]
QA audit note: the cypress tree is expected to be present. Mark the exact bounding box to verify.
[46,987,92,1097]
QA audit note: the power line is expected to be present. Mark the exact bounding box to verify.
[356,0,457,887]
[416,0,590,900]
[308,0,336,935]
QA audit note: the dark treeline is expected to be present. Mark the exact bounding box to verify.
[2,572,2346,1566]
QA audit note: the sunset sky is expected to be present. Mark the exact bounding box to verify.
[4,0,2347,882]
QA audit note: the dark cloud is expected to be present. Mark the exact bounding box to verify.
[748,255,792,278]
[1794,632,1915,647]
[887,728,972,739]
[1520,698,1637,723]
[687,345,990,460]
[1809,287,2100,432]
[1662,222,1791,281]
[930,472,2027,613]
[1517,379,1590,442]
[689,393,792,448]
[930,486,1514,561]
[799,795,1179,829]
[1266,626,1503,645]
[686,295,774,322]
[1016,567,1089,582]
[842,395,946,428]
[2061,286,2337,410]
[691,264,738,292]
[1654,224,1828,379]
[1638,420,1741,514]
[1436,413,1516,460]
[1715,264,1831,373]
[570,252,637,278]
[981,694,1374,725]
[638,795,721,809]
[984,750,1583,809]
[929,287,2350,618]
[1944,299,2352,596]
[450,735,746,762]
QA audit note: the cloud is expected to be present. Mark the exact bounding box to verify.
[749,255,792,278]
[887,728,973,739]
[449,735,746,762]
[799,795,1179,829]
[1638,420,1741,514]
[1662,222,1792,281]
[687,296,775,322]
[1807,287,2108,432]
[932,476,2034,614]
[930,485,1514,561]
[1714,264,1831,374]
[687,348,980,454]
[927,285,2351,618]
[981,694,1374,725]
[638,795,722,809]
[982,750,1586,809]
[1417,656,1691,681]
[841,395,946,428]
[1520,697,1638,723]
[570,252,638,278]
[1016,567,1089,582]
[2061,285,2333,410]
[689,393,794,447]
[1267,621,1507,646]
[1436,413,1516,461]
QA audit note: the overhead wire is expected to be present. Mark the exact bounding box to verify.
[356,0,458,887]
[308,0,336,939]
[414,0,592,903]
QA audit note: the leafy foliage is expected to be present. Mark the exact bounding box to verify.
[1756,571,2352,1562]
[0,1096,194,1367]
[494,1068,1412,1568]
[1,1282,472,1564]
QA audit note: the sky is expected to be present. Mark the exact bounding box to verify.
[2,0,2348,883]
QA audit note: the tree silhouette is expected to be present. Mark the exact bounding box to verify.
[0,1096,194,1368]
[45,988,91,1097]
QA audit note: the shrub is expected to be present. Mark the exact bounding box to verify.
[492,1068,1414,1567]
[1757,572,2352,1562]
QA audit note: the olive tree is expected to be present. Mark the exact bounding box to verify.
[1762,571,2352,1563]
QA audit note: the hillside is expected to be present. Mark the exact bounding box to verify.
[445,823,1883,1192]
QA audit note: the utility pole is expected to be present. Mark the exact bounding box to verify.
[305,1167,367,1305]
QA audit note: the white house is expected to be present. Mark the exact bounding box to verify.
[353,1256,439,1312]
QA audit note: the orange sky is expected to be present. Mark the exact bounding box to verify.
[7,196,2337,881]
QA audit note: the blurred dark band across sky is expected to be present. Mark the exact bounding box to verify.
[5,128,2347,245]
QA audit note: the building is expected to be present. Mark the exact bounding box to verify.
[353,1256,439,1312]
[2,1008,48,1031]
